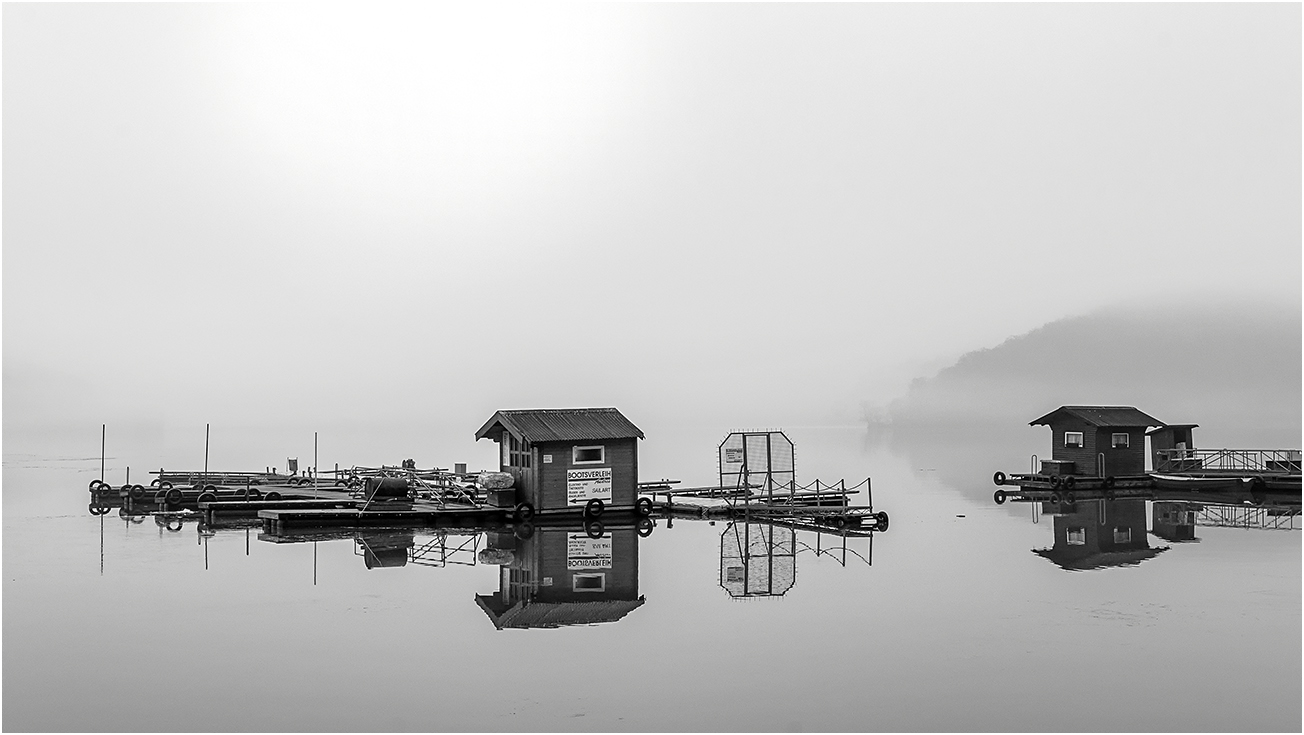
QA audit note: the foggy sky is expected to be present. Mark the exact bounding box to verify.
[5,3,1300,454]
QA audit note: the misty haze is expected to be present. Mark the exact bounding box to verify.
[4,3,1300,733]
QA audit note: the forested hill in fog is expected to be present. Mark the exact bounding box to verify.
[875,300,1301,488]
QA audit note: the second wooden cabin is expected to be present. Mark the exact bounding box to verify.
[475,407,644,515]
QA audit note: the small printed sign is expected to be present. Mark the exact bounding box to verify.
[724,447,744,464]
[567,467,612,505]
[543,455,553,464]
[567,533,612,570]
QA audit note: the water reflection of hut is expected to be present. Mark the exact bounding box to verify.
[475,527,644,629]
[1033,499,1167,570]
[1152,501,1200,542]
[474,408,644,514]
[1030,406,1164,477]
[720,521,796,597]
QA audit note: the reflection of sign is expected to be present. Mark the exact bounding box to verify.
[567,533,612,569]
[724,447,744,464]
[567,467,612,505]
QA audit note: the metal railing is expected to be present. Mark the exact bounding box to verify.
[1154,449,1302,474]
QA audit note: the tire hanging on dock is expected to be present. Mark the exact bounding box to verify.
[992,471,1006,486]
[635,497,653,516]
[584,499,605,519]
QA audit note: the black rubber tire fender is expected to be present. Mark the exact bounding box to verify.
[88,504,110,516]
[874,511,889,531]
[635,497,654,516]
[514,502,535,522]
[265,491,282,501]
[584,498,604,519]
[197,492,217,504]
[1063,476,1076,489]
[993,489,1007,505]
[993,471,1006,486]
[514,522,535,540]
[165,488,183,505]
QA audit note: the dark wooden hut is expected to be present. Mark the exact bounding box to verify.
[474,408,644,514]
[1029,406,1164,477]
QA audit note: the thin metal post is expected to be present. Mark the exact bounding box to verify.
[204,423,210,483]
[100,424,106,483]
[314,432,319,499]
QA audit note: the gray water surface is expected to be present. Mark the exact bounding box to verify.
[4,428,1299,732]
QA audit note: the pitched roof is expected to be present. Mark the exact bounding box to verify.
[1029,406,1164,428]
[1146,424,1198,435]
[1033,546,1169,571]
[474,595,646,629]
[475,408,644,443]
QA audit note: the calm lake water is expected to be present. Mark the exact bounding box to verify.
[4,426,1299,732]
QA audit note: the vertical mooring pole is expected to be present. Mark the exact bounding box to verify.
[314,432,319,499]
[204,423,210,483]
[100,424,106,484]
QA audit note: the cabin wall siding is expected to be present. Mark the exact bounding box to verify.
[534,438,638,510]
[535,528,639,602]
[1049,421,1146,476]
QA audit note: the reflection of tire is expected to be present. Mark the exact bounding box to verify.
[204,484,217,493]
[585,520,605,539]
[150,478,161,487]
[166,488,183,505]
[89,479,104,491]
[197,492,217,504]
[635,497,654,516]
[584,499,604,519]
[165,517,183,532]
[874,511,889,531]
[159,481,173,490]
[833,516,848,530]
[1250,477,1267,505]
[1105,488,1116,500]
[993,471,1006,486]
[248,488,263,500]
[1049,493,1061,504]
[636,517,654,537]
[514,523,535,540]
[265,491,282,501]
[89,504,110,516]
[993,490,1007,505]
[1062,491,1075,504]
[514,502,535,522]
[1103,476,1116,489]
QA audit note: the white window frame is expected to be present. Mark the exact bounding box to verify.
[1112,433,1129,449]
[572,445,605,465]
[572,573,606,592]
[1064,432,1084,449]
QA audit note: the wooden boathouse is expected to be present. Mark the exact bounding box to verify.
[475,408,644,516]
[1029,405,1164,478]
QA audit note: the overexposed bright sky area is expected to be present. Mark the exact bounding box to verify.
[4,3,1300,444]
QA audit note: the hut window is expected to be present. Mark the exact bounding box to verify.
[1064,432,1084,449]
[1112,433,1129,449]
[1067,528,1086,545]
[505,435,532,468]
[573,445,605,464]
[1114,527,1132,544]
[573,573,606,592]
